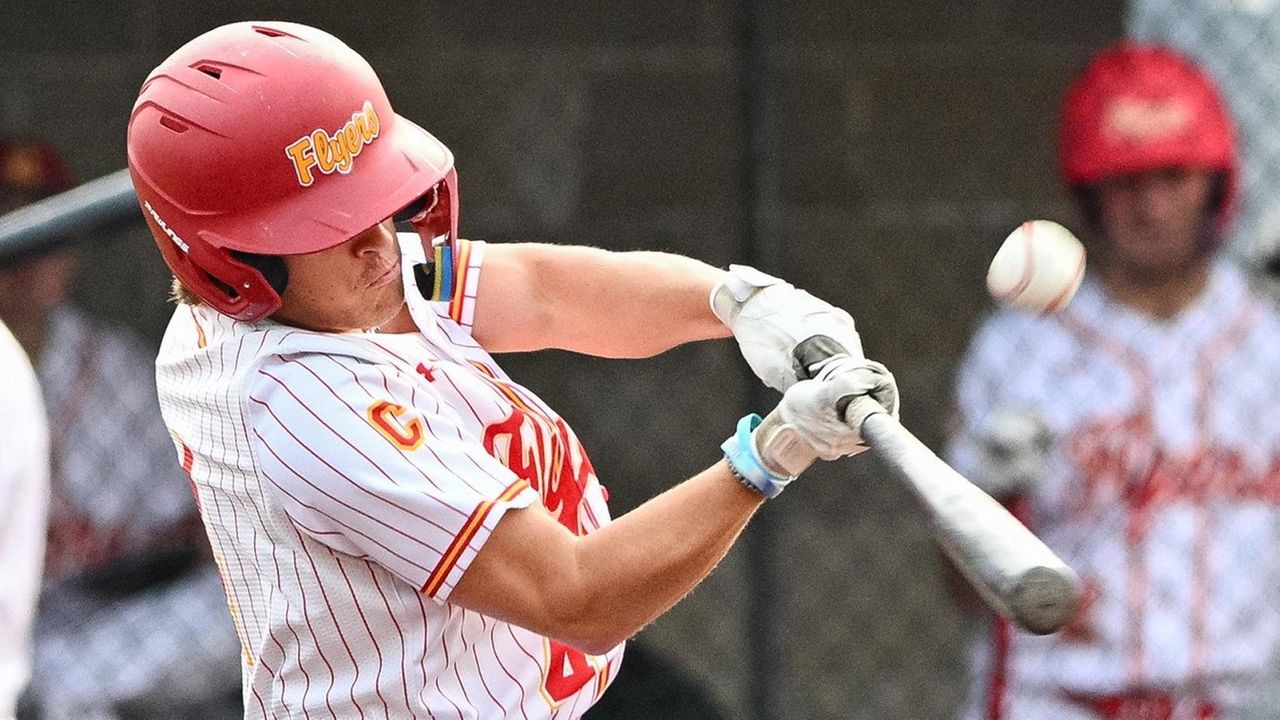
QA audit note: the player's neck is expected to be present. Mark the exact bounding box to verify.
[1098,262,1210,321]
[379,304,418,333]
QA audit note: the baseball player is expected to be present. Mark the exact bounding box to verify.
[949,42,1280,720]
[127,21,898,719]
[0,316,49,720]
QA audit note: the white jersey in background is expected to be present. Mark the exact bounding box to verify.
[156,238,622,720]
[950,261,1280,720]
[0,318,50,720]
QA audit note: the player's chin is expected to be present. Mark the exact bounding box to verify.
[366,284,407,328]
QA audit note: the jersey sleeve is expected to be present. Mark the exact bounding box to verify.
[246,351,538,602]
[435,238,484,331]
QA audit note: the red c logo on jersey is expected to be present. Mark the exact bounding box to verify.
[367,400,425,450]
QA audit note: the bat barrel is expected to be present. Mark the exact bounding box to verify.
[857,407,1082,635]
[1013,565,1081,635]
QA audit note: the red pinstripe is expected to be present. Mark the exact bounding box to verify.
[332,550,395,717]
[1058,311,1155,682]
[291,527,368,719]
[287,546,341,719]
[423,480,528,598]
[367,564,419,717]
[482,615,533,720]
[251,419,449,559]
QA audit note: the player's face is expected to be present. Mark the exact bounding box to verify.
[1095,167,1215,283]
[273,218,405,332]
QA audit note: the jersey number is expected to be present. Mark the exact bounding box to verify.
[542,639,596,705]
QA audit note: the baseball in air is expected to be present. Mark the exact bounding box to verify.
[986,220,1086,313]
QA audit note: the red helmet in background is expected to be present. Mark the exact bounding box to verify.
[0,139,74,208]
[127,21,457,322]
[1058,41,1236,237]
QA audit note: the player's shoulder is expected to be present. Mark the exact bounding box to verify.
[158,303,413,388]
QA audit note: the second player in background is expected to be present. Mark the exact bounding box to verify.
[948,42,1280,720]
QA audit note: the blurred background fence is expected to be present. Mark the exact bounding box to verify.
[6,1,1280,719]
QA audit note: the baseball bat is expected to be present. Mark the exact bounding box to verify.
[795,337,1081,635]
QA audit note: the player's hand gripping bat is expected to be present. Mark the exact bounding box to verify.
[794,337,1081,635]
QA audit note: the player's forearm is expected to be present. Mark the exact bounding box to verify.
[555,461,762,652]
[473,243,730,356]
[453,459,764,654]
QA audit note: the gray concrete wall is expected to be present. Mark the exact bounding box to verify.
[0,2,1122,717]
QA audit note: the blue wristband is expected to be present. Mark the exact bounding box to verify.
[721,413,791,499]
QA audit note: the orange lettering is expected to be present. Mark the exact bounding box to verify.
[285,101,382,187]
[285,137,317,186]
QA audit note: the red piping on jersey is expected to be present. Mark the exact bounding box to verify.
[186,305,208,348]
[422,478,528,598]
[1189,296,1260,677]
[448,240,473,325]
[1058,311,1155,683]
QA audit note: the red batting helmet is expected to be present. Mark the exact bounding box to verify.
[127,21,457,322]
[1058,41,1237,235]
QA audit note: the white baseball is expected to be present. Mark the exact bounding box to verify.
[986,220,1086,313]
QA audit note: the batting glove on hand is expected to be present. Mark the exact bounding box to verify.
[711,265,865,392]
[974,407,1051,498]
[722,358,898,497]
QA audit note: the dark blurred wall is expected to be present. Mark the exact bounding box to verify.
[0,2,1121,717]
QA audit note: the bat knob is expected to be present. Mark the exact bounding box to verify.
[1011,565,1083,635]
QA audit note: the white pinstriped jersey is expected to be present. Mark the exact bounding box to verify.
[949,261,1280,720]
[156,237,623,720]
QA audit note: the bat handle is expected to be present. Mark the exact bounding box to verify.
[841,395,891,433]
[792,337,890,428]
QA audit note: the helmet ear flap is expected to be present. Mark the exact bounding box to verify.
[229,251,289,297]
[172,236,283,321]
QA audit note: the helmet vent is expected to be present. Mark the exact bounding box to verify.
[194,64,222,80]
[252,26,288,38]
[159,116,190,133]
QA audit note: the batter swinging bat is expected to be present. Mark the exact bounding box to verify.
[795,337,1081,635]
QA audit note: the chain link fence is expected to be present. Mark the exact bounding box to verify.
[1131,0,1280,265]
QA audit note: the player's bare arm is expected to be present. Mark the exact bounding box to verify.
[452,461,757,654]
[471,243,728,356]
[451,361,895,654]
[474,244,877,393]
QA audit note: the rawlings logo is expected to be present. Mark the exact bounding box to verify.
[1103,97,1192,145]
[143,200,189,252]
[284,100,381,187]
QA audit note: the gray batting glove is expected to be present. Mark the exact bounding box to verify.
[973,407,1051,498]
[711,265,865,392]
[754,357,898,477]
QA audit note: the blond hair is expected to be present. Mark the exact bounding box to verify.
[170,276,204,307]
